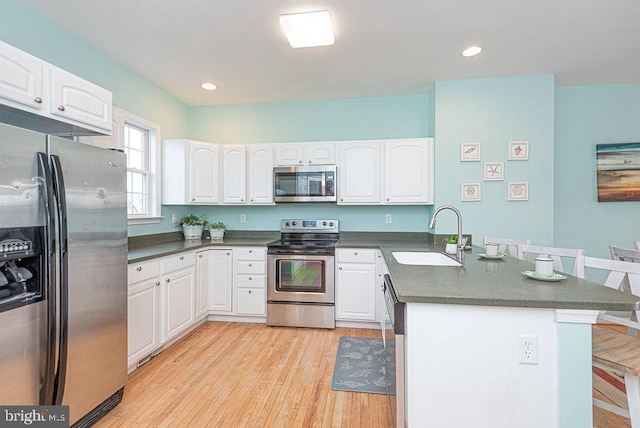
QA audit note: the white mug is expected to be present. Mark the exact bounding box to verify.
[535,257,554,276]
[485,243,499,257]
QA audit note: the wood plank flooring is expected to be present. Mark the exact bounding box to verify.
[97,321,631,428]
[97,322,393,428]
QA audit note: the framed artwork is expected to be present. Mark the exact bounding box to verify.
[483,162,504,181]
[461,183,481,201]
[460,142,481,161]
[596,143,640,202]
[508,182,529,201]
[508,140,529,160]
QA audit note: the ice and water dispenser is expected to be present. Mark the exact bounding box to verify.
[0,227,43,313]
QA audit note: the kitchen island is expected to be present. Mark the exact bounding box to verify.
[373,242,640,428]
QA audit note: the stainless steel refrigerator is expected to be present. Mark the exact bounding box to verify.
[0,121,127,426]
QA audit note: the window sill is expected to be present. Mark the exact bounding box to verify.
[128,216,164,226]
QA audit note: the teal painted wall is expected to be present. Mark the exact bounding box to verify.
[433,75,556,243]
[555,84,640,258]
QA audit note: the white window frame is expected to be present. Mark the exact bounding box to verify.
[115,107,162,225]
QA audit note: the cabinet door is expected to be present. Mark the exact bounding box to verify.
[248,144,274,204]
[274,144,304,166]
[236,288,266,315]
[384,138,434,204]
[49,66,112,132]
[336,262,377,321]
[338,142,381,204]
[0,41,43,111]
[306,143,335,165]
[210,250,233,312]
[222,145,247,203]
[127,277,160,367]
[189,142,219,204]
[161,268,195,343]
[196,251,211,320]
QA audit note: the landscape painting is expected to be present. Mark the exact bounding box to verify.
[596,143,640,202]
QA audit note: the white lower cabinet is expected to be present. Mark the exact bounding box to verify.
[208,249,234,313]
[195,251,211,320]
[127,260,161,368]
[335,248,377,321]
[234,247,267,316]
[160,252,196,343]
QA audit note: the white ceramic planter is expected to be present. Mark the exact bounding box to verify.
[183,225,204,240]
[445,243,457,255]
[210,229,225,240]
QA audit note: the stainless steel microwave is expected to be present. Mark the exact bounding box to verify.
[274,165,337,202]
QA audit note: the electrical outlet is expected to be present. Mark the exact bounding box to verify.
[172,214,178,224]
[517,335,538,365]
[385,214,392,224]
[240,213,246,223]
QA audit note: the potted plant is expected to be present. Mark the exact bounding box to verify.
[208,221,227,240]
[442,235,458,255]
[178,214,208,240]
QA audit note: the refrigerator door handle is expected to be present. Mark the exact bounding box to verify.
[37,152,57,405]
[50,154,69,406]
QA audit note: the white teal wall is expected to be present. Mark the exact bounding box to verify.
[555,84,640,258]
[433,75,556,244]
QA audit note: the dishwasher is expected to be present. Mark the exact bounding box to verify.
[383,274,405,428]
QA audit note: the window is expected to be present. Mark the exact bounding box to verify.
[117,108,162,224]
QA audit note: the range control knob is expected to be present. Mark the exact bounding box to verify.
[329,222,334,227]
[285,221,290,227]
[322,221,327,226]
[292,221,297,226]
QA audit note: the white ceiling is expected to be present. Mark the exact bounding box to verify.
[22,0,640,106]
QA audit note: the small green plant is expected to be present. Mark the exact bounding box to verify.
[208,221,227,230]
[178,213,208,227]
[442,235,458,244]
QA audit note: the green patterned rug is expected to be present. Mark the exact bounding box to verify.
[331,336,388,395]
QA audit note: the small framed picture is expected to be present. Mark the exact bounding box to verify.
[483,162,504,181]
[461,183,481,201]
[508,182,529,201]
[460,142,481,161]
[508,140,529,160]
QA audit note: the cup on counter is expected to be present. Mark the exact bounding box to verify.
[485,243,499,257]
[534,256,554,277]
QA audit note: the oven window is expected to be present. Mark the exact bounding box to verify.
[276,259,325,293]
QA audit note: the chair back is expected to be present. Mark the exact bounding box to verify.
[581,255,640,331]
[484,237,531,258]
[611,245,640,263]
[517,244,585,277]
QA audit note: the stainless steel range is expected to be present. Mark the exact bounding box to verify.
[267,219,338,329]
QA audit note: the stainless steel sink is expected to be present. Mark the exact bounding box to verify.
[392,251,462,266]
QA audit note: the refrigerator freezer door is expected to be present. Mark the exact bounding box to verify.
[48,136,127,424]
[0,123,46,405]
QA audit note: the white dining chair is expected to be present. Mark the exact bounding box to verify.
[611,245,640,264]
[581,255,640,427]
[517,244,585,277]
[483,237,531,258]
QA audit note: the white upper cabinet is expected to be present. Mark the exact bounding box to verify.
[222,145,247,204]
[0,40,112,134]
[338,141,382,204]
[162,139,220,205]
[274,142,335,166]
[248,144,274,204]
[384,138,434,204]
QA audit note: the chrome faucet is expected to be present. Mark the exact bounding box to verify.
[428,205,465,261]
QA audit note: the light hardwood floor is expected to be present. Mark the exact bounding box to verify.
[98,321,628,428]
[97,322,393,427]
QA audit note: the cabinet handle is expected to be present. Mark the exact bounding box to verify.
[386,198,390,201]
[57,105,65,112]
[248,263,252,267]
[250,199,254,202]
[248,290,252,294]
[180,256,184,260]
[354,252,358,256]
[34,97,42,104]
[298,160,303,164]
[340,198,344,201]
[166,278,171,283]
[227,252,230,255]
[308,160,312,164]
[249,250,253,253]
[199,254,203,258]
[192,198,196,202]
[339,267,343,270]
[136,266,142,271]
[155,281,160,286]
[249,277,252,280]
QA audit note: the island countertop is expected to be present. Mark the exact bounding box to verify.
[369,242,640,312]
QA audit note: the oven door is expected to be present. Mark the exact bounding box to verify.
[267,254,335,304]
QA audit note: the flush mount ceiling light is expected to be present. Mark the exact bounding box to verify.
[461,46,483,57]
[279,10,335,48]
[200,82,217,90]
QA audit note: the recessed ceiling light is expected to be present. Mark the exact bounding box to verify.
[279,10,335,48]
[461,46,483,57]
[201,82,217,91]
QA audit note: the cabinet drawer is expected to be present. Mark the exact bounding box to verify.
[128,260,160,285]
[163,252,195,273]
[337,249,377,264]
[234,247,266,261]
[236,261,266,275]
[236,274,266,288]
